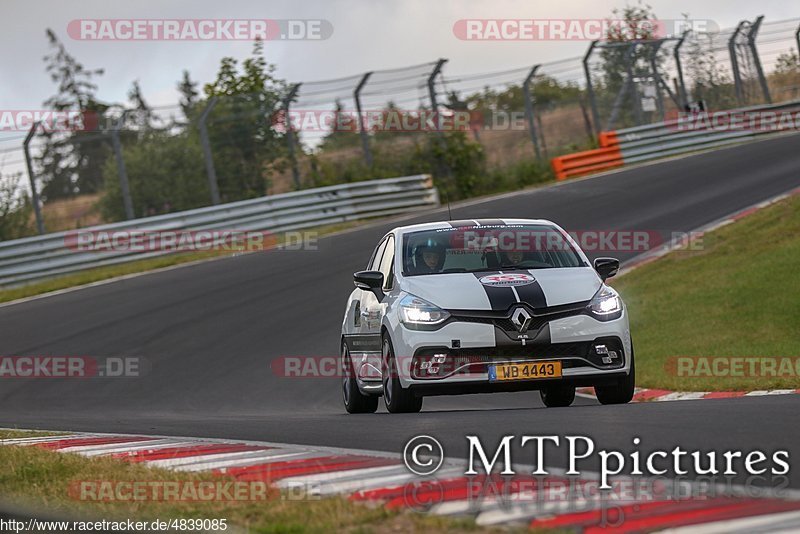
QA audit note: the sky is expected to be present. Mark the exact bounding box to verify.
[1,0,799,173]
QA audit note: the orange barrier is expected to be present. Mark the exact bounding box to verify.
[598,131,619,148]
[550,144,623,181]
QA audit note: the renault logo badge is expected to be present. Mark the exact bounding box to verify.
[511,307,533,333]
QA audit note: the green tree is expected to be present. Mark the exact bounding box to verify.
[595,1,662,127]
[100,130,207,220]
[0,172,34,241]
[202,40,289,199]
[38,29,112,199]
[177,70,200,119]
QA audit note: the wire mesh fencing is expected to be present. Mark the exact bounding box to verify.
[3,15,799,239]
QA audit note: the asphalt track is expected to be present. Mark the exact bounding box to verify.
[1,134,799,488]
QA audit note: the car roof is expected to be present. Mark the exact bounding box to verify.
[393,218,557,235]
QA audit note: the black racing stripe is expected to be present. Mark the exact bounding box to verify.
[476,219,506,226]
[513,276,548,309]
[473,272,518,312]
[535,323,551,344]
[446,220,479,228]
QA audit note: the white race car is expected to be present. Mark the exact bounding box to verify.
[340,219,634,413]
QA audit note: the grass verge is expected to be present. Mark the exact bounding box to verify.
[0,431,516,533]
[611,194,800,392]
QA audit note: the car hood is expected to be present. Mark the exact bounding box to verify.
[399,268,602,310]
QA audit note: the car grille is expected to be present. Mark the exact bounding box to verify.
[449,301,589,334]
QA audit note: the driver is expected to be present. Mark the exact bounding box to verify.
[413,239,446,273]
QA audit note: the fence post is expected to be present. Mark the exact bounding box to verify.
[729,21,746,105]
[283,83,302,189]
[354,72,373,167]
[427,59,452,182]
[796,22,800,56]
[647,40,666,122]
[674,31,690,109]
[651,39,680,111]
[626,42,644,126]
[522,65,542,160]
[748,16,771,104]
[23,122,45,235]
[110,113,135,220]
[606,43,637,130]
[198,96,221,205]
[583,41,601,137]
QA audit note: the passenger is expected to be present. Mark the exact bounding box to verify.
[500,250,526,266]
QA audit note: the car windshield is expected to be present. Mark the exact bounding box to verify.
[402,224,585,276]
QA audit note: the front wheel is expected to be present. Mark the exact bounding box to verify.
[595,346,635,405]
[540,384,576,407]
[382,335,422,413]
[342,342,378,414]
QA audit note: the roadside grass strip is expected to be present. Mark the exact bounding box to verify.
[2,430,800,532]
[611,190,800,393]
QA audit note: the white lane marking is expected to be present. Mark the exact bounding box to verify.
[320,473,419,496]
[746,389,797,396]
[174,451,318,472]
[657,392,707,402]
[0,434,89,445]
[655,510,800,534]
[57,439,162,453]
[143,448,272,468]
[75,440,197,456]
[277,464,404,488]
[321,467,466,496]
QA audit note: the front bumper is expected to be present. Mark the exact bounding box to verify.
[385,309,632,391]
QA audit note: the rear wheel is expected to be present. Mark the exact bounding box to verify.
[595,345,636,405]
[382,335,423,413]
[342,342,378,414]
[540,384,576,407]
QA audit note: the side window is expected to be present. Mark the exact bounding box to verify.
[378,236,395,290]
[368,239,388,271]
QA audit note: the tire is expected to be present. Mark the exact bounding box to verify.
[540,384,576,407]
[342,342,378,414]
[382,334,423,413]
[595,345,636,405]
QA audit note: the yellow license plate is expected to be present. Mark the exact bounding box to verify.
[489,361,562,381]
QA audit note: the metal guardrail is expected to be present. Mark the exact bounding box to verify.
[609,99,800,164]
[0,174,439,287]
[551,100,800,180]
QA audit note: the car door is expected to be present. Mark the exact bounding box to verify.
[346,236,389,381]
[361,233,394,338]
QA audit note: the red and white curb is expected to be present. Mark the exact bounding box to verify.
[577,387,800,403]
[3,430,800,532]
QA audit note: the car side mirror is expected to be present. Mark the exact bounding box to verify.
[354,270,384,300]
[594,257,620,281]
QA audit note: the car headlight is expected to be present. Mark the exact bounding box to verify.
[399,294,450,326]
[588,285,622,320]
